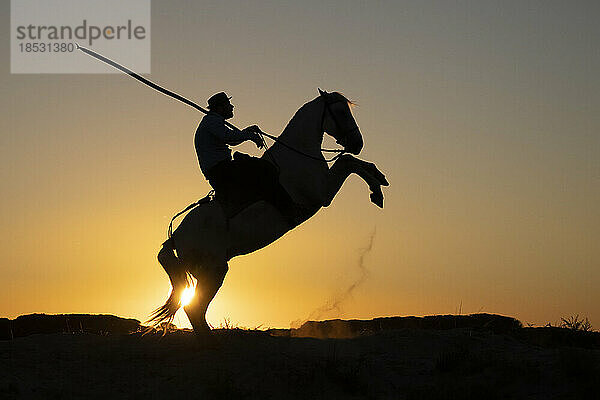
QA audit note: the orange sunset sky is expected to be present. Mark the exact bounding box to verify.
[1,1,598,329]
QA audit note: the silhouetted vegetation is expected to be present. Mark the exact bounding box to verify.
[560,314,594,332]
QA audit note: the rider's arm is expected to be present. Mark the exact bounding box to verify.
[207,117,255,145]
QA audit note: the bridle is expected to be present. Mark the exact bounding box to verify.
[320,93,360,150]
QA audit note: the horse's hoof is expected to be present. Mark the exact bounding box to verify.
[367,163,389,186]
[370,191,384,208]
[377,172,389,186]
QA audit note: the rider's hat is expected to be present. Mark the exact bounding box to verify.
[207,92,232,109]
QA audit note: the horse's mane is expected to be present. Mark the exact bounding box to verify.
[331,91,357,107]
[281,91,356,136]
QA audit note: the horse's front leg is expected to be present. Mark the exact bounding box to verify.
[325,154,389,207]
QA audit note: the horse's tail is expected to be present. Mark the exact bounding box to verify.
[145,241,190,334]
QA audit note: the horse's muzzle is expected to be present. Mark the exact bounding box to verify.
[344,128,363,155]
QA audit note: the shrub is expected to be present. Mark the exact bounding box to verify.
[560,315,594,332]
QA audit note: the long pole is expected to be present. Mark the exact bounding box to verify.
[75,44,241,131]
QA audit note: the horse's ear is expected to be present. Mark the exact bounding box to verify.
[318,88,328,96]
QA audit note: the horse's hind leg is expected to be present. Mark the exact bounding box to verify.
[184,260,229,340]
[158,242,185,287]
[147,242,189,330]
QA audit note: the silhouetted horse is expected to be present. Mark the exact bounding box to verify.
[149,90,388,339]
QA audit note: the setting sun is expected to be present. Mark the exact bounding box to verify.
[180,282,196,307]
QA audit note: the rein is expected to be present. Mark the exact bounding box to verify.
[76,44,346,163]
[258,128,345,164]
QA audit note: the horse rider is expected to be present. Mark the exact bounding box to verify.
[195,92,300,226]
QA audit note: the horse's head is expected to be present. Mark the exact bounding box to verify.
[318,89,363,155]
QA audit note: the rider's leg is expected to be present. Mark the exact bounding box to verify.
[206,159,234,198]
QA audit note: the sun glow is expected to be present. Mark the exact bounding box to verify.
[180,276,197,307]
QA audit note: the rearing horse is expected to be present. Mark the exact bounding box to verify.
[150,89,389,336]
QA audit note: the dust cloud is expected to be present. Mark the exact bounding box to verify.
[291,228,376,329]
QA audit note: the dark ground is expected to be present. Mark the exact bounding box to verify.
[1,314,598,399]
